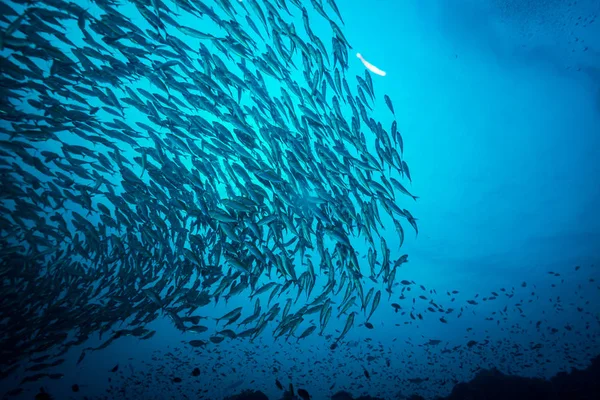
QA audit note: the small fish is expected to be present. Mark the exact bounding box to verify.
[384,94,395,115]
[363,367,371,379]
[357,53,386,76]
[297,388,311,400]
[367,290,381,322]
[209,335,225,344]
[187,325,208,333]
[77,351,86,365]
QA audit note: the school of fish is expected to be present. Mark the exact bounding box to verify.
[0,0,417,385]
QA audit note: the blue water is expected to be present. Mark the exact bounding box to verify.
[1,0,600,399]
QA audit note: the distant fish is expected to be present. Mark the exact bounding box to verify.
[357,53,387,76]
[298,388,311,399]
[34,388,53,400]
[228,379,244,389]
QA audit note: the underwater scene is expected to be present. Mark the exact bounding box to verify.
[1,0,600,399]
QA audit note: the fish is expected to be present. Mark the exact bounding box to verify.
[297,388,311,399]
[296,325,317,342]
[384,94,395,115]
[367,290,381,322]
[188,340,207,348]
[357,53,387,76]
[0,0,417,383]
[335,311,357,345]
[187,325,209,334]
